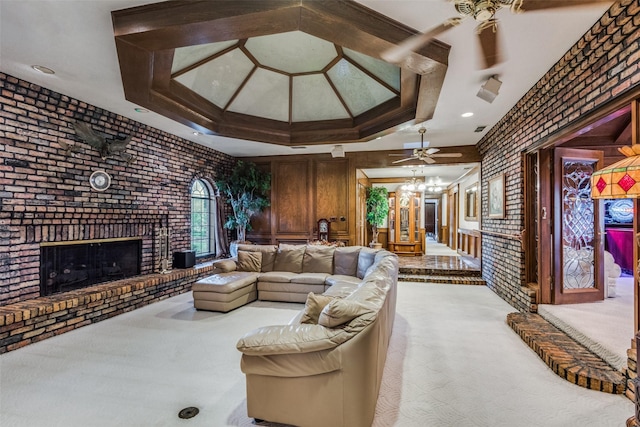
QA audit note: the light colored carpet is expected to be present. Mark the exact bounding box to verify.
[0,283,633,427]
[425,242,459,256]
[537,276,634,371]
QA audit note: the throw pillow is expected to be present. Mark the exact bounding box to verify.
[356,247,378,279]
[334,246,361,276]
[300,292,334,324]
[302,245,335,273]
[273,244,305,273]
[213,259,236,273]
[237,250,262,272]
[237,244,278,272]
[318,298,372,328]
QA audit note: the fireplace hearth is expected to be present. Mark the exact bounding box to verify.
[40,238,142,296]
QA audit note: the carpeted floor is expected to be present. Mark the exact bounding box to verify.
[0,282,633,426]
[538,276,634,371]
[424,241,459,256]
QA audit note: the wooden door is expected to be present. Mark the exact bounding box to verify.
[425,202,436,236]
[534,149,554,304]
[448,187,458,250]
[552,147,604,304]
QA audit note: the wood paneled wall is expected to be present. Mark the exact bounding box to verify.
[243,145,479,246]
[245,155,353,245]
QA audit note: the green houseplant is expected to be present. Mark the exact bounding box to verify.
[218,160,271,243]
[366,186,389,248]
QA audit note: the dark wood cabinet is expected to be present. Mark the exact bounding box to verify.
[387,191,423,256]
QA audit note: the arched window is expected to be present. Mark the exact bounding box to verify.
[191,179,215,256]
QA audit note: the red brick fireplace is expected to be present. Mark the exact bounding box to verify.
[0,71,235,353]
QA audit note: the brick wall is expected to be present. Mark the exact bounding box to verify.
[0,72,235,305]
[477,0,640,312]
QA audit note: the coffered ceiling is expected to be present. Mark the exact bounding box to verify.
[111,0,448,146]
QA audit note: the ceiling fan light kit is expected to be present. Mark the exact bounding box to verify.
[390,127,463,164]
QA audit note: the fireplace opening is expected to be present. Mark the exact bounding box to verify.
[40,238,142,296]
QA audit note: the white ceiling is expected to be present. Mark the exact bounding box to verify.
[0,0,614,183]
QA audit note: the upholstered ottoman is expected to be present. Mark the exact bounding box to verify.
[192,271,259,312]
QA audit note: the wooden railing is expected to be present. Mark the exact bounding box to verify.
[458,228,481,261]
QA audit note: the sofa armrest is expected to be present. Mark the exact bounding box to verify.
[212,259,237,273]
[236,324,347,356]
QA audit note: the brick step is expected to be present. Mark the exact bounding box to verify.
[507,312,626,394]
[398,274,486,285]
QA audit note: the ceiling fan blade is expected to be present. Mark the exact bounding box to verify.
[426,148,440,155]
[477,24,501,69]
[432,153,463,158]
[392,157,417,164]
[381,19,460,64]
[424,157,437,164]
[517,0,613,12]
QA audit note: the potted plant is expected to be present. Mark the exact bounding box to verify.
[366,186,389,249]
[218,160,271,247]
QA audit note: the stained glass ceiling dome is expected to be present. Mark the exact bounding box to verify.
[112,0,449,146]
[171,31,400,124]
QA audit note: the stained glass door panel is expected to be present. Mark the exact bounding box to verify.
[553,148,604,304]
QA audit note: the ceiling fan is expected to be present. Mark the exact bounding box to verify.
[390,127,463,164]
[382,0,613,69]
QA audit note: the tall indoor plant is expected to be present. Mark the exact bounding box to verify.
[366,186,389,249]
[218,160,271,243]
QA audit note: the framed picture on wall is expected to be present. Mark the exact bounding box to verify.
[464,183,479,221]
[488,174,505,219]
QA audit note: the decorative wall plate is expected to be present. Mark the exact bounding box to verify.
[89,170,111,191]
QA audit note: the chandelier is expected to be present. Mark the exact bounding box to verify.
[401,170,426,191]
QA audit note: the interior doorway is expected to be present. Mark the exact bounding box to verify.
[424,199,438,242]
[525,100,638,374]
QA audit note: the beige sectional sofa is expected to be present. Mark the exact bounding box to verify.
[193,244,385,310]
[192,243,399,427]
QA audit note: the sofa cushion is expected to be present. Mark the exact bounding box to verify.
[212,259,236,273]
[192,271,259,293]
[325,275,362,287]
[302,245,335,274]
[274,245,306,273]
[258,271,299,283]
[237,250,262,272]
[318,298,373,328]
[323,281,359,299]
[258,281,326,295]
[237,244,278,272]
[334,246,361,276]
[293,272,330,285]
[357,247,378,279]
[300,292,334,324]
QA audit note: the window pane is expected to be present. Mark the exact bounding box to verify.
[191,179,210,255]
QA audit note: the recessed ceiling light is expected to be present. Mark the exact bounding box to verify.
[134,107,149,113]
[461,112,474,118]
[31,65,55,75]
